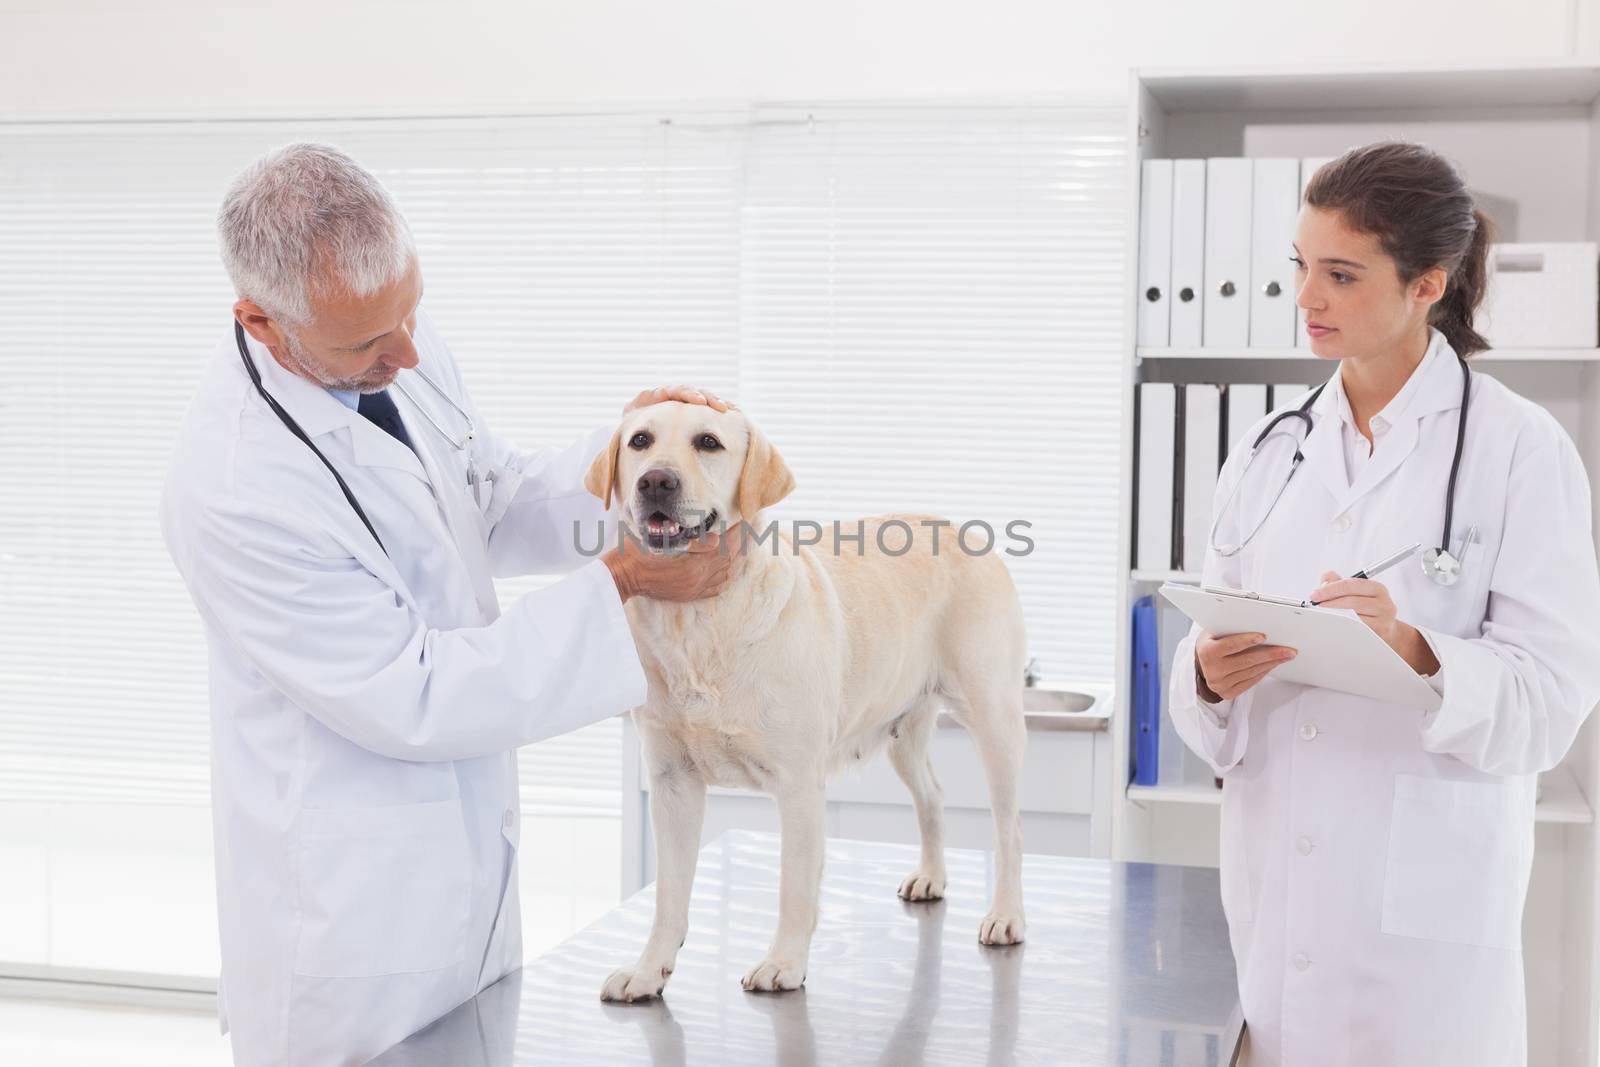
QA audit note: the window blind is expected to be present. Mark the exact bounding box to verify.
[358,115,746,816]
[740,105,1128,681]
[0,115,745,812]
[0,103,1126,817]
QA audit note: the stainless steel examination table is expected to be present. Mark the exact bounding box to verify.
[370,830,1244,1066]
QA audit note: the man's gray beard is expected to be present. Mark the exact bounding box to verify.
[283,330,396,394]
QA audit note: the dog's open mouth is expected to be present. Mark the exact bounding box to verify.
[642,509,718,550]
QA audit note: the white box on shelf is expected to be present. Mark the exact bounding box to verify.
[1478,242,1598,349]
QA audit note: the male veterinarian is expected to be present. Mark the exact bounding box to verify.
[161,143,735,1067]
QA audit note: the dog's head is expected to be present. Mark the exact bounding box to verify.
[584,402,795,549]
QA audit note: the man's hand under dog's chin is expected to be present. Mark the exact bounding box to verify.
[603,524,747,604]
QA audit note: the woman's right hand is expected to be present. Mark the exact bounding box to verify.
[1194,632,1297,702]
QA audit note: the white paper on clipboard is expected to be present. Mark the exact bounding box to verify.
[1159,582,1443,712]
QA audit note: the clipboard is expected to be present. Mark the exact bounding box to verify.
[1159,582,1443,711]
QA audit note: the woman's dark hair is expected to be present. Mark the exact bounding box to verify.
[1304,141,1493,356]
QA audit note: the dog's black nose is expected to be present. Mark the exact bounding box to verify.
[637,467,679,499]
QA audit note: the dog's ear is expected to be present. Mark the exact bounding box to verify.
[735,420,795,522]
[583,429,623,511]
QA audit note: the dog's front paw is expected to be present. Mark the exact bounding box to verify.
[897,868,947,902]
[979,908,1025,946]
[740,955,806,993]
[600,963,671,1003]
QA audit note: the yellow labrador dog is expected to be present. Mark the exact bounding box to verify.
[586,401,1027,1002]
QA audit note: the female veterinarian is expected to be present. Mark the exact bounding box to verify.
[1169,142,1600,1067]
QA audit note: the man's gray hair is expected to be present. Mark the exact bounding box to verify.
[217,143,415,326]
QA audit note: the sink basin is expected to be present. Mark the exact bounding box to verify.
[936,682,1112,732]
[1023,687,1097,714]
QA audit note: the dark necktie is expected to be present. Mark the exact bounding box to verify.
[358,390,417,456]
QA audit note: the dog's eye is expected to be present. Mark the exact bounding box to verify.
[628,431,653,450]
[695,434,722,451]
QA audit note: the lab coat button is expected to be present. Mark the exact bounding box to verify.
[1299,723,1318,741]
[1293,952,1311,972]
[503,809,515,829]
[1371,415,1388,434]
[1297,836,1315,856]
[1333,513,1352,532]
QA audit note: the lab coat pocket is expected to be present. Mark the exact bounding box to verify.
[1380,775,1531,951]
[293,799,471,978]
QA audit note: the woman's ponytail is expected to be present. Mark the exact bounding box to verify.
[1431,208,1493,357]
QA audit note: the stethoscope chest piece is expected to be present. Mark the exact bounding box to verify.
[1420,523,1477,587]
[1420,546,1462,586]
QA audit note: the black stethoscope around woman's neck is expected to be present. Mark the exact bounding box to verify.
[234,320,486,559]
[1208,353,1473,586]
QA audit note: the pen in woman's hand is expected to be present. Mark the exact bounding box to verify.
[1348,541,1422,581]
[1308,542,1421,604]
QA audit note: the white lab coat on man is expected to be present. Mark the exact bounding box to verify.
[1170,329,1600,1067]
[161,309,646,1067]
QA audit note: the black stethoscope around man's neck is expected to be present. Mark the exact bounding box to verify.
[1208,353,1473,586]
[236,320,487,559]
[235,320,390,556]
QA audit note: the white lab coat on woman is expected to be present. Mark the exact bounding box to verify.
[161,309,645,1067]
[1170,329,1600,1067]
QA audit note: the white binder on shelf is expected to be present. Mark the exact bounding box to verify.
[1250,159,1300,348]
[1155,598,1188,784]
[1135,383,1178,573]
[1138,159,1175,347]
[1181,383,1225,574]
[1270,380,1313,414]
[1203,158,1252,349]
[1225,383,1270,457]
[1296,156,1335,347]
[1171,159,1207,348]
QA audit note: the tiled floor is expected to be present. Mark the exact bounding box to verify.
[0,813,624,1066]
[0,999,230,1066]
[1,804,621,973]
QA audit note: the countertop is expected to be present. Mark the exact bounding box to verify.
[370,830,1242,1066]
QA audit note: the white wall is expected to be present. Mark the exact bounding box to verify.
[1,0,1596,119]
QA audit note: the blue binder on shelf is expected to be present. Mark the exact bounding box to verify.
[1130,595,1161,786]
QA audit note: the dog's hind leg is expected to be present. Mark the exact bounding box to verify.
[601,756,706,1002]
[952,675,1027,946]
[887,701,947,902]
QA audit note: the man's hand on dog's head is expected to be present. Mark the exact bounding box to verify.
[623,383,736,414]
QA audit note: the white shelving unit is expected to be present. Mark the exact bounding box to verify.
[1141,345,1600,362]
[1126,779,1226,808]
[1129,569,1199,584]
[1112,60,1600,1067]
[1128,762,1593,822]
